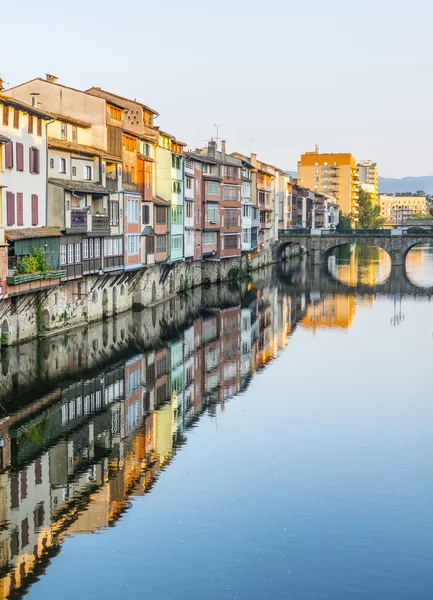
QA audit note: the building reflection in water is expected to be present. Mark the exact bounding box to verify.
[0,249,430,599]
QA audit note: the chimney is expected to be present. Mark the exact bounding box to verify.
[251,153,257,168]
[221,139,226,160]
[315,144,320,153]
[46,73,58,84]
[208,139,217,158]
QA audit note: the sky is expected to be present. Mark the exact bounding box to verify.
[2,0,432,178]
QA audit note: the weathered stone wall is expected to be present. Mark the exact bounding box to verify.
[0,246,288,347]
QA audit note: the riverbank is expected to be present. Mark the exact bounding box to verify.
[0,245,304,347]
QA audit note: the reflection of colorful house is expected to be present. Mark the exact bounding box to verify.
[301,294,356,332]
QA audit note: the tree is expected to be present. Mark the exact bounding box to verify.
[356,189,385,229]
[336,212,352,230]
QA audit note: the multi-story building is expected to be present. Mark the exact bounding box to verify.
[254,156,276,250]
[239,157,258,252]
[155,131,185,263]
[184,158,195,259]
[298,148,359,223]
[194,141,242,260]
[378,194,428,224]
[0,92,64,297]
[357,160,378,204]
[275,169,292,231]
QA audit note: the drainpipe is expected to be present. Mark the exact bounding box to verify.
[45,118,55,228]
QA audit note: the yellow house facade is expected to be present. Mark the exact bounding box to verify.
[378,194,428,224]
[298,149,359,222]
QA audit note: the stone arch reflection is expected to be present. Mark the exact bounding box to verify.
[404,242,433,289]
[327,244,391,287]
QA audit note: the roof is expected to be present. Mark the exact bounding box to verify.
[85,87,159,116]
[51,113,91,128]
[0,134,9,143]
[49,178,110,194]
[154,196,171,207]
[157,129,187,147]
[48,138,120,161]
[142,226,154,236]
[5,227,61,240]
[0,93,53,120]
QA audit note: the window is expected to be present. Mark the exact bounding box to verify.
[94,238,101,257]
[110,106,122,120]
[223,187,238,201]
[324,161,328,166]
[203,231,216,245]
[172,180,182,194]
[196,208,200,224]
[207,181,219,196]
[61,123,67,140]
[31,194,38,225]
[243,205,251,218]
[207,205,218,223]
[224,209,238,226]
[146,235,155,254]
[6,192,15,226]
[59,157,67,174]
[28,115,33,134]
[16,143,24,171]
[75,243,81,263]
[171,206,183,224]
[68,244,74,263]
[203,163,210,174]
[89,238,94,258]
[104,238,113,256]
[128,198,139,223]
[37,118,42,136]
[60,245,67,265]
[5,142,13,169]
[195,178,200,195]
[242,182,251,198]
[17,193,23,226]
[110,201,119,225]
[72,126,77,142]
[2,105,8,126]
[242,228,251,244]
[142,204,150,224]
[127,234,139,255]
[186,201,193,219]
[225,166,238,178]
[186,176,192,190]
[315,161,319,166]
[156,235,167,253]
[172,235,182,251]
[155,205,167,224]
[83,165,92,180]
[82,238,88,259]
[123,135,135,151]
[224,235,238,249]
[29,147,40,174]
[13,108,19,129]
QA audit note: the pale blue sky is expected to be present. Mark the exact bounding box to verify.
[2,0,431,177]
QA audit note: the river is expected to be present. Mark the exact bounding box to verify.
[0,245,432,600]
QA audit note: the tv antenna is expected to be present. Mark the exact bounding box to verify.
[214,124,223,149]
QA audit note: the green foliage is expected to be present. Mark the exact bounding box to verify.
[14,247,50,275]
[336,212,352,230]
[227,263,253,282]
[356,189,385,230]
[430,207,433,217]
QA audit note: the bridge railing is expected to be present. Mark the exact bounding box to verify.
[279,228,433,237]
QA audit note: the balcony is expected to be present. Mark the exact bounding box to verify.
[92,215,110,234]
[106,178,119,193]
[70,209,88,232]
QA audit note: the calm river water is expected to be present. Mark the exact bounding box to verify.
[0,245,432,600]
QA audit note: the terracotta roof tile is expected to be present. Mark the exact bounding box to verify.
[5,227,61,240]
[0,93,53,119]
[49,178,110,194]
[48,137,120,161]
[0,134,9,143]
[51,114,91,128]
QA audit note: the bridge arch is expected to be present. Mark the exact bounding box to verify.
[274,241,308,261]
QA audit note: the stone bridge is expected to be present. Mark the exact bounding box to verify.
[274,229,433,266]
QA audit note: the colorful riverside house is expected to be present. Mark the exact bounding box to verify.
[5,75,126,279]
[183,157,195,259]
[155,131,186,263]
[84,87,159,270]
[0,92,64,299]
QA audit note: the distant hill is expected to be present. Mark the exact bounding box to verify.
[287,171,433,195]
[378,176,433,195]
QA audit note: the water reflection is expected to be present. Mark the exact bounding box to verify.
[405,244,433,287]
[0,253,431,598]
[329,245,392,287]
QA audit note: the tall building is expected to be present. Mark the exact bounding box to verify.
[298,148,359,222]
[357,160,378,204]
